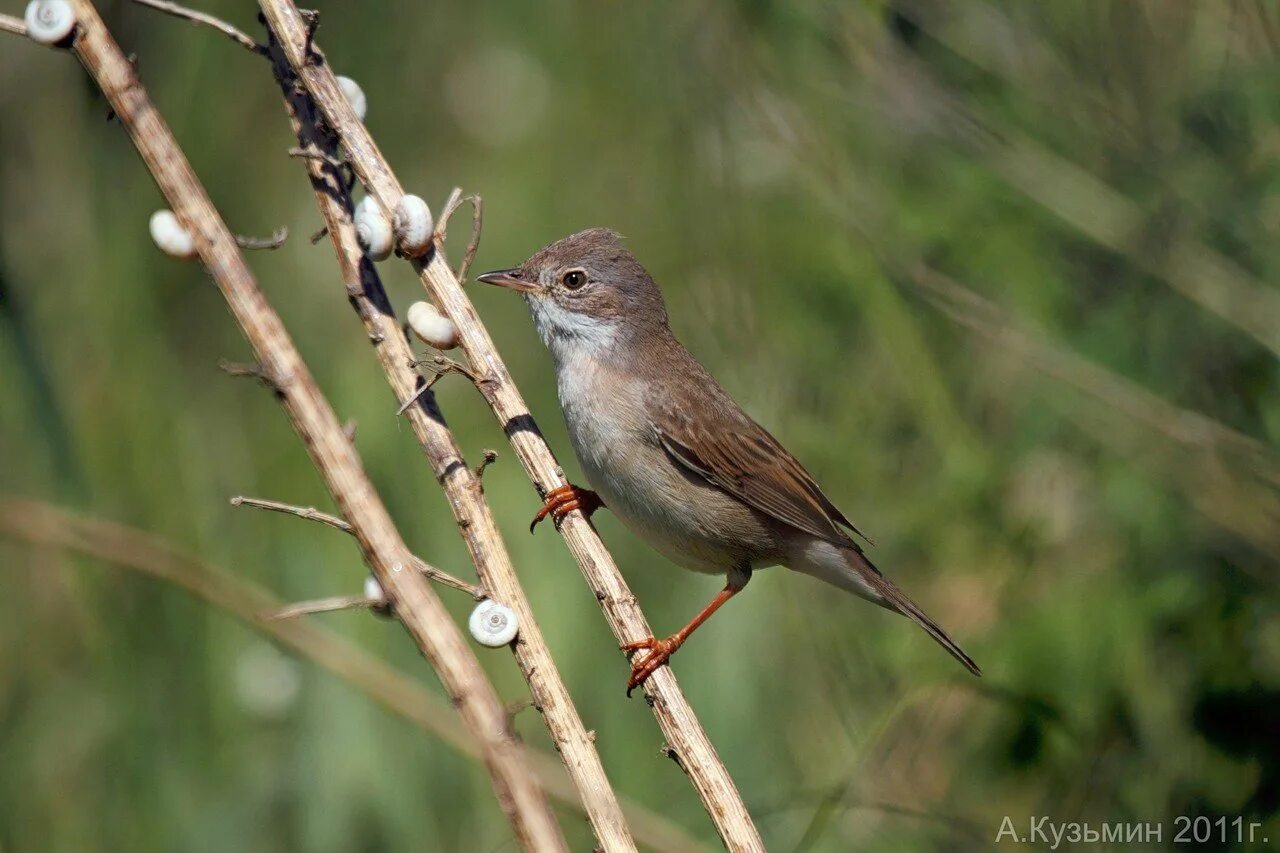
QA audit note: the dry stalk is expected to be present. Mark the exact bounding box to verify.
[0,497,706,853]
[257,36,640,852]
[255,2,763,848]
[11,4,567,848]
[0,13,26,36]
[228,495,485,599]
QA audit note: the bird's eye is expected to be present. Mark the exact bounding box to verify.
[561,270,586,290]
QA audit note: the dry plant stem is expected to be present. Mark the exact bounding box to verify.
[256,3,763,848]
[130,0,263,53]
[266,593,376,620]
[0,13,25,36]
[0,498,706,853]
[235,226,288,250]
[229,495,485,598]
[267,43,639,852]
[38,5,566,849]
[438,189,484,282]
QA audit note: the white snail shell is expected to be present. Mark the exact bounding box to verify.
[24,0,76,46]
[392,194,435,258]
[363,574,393,619]
[406,301,459,350]
[354,195,392,261]
[149,209,197,259]
[336,76,367,121]
[468,600,518,647]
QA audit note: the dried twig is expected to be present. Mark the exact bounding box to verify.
[0,498,705,853]
[229,495,486,598]
[0,13,26,36]
[231,494,349,530]
[474,449,499,481]
[395,354,486,415]
[256,2,763,848]
[265,593,377,620]
[13,5,567,848]
[130,0,264,53]
[263,33,641,850]
[288,145,343,169]
[235,226,288,250]
[436,188,484,282]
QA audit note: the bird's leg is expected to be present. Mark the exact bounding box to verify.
[530,483,604,533]
[622,569,750,696]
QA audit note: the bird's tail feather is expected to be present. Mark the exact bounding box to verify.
[796,541,981,676]
[857,553,982,677]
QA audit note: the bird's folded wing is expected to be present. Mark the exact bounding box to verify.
[654,405,870,546]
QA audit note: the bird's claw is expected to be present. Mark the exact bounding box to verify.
[530,484,603,533]
[622,635,679,696]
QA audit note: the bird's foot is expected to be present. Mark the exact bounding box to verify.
[529,483,603,533]
[621,635,682,696]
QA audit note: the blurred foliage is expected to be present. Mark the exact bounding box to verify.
[2,0,1278,850]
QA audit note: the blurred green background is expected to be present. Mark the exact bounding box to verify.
[3,1,1279,850]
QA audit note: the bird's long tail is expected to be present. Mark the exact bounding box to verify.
[794,541,981,676]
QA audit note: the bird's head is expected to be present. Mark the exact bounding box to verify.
[478,228,669,357]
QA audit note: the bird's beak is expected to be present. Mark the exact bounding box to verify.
[476,268,540,294]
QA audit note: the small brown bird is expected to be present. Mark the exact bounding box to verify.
[479,229,980,694]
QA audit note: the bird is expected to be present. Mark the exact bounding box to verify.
[477,228,980,694]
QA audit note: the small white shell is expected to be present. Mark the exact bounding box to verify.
[469,600,518,647]
[363,575,385,602]
[24,0,76,46]
[392,194,435,258]
[406,301,459,350]
[337,76,367,121]
[354,195,392,261]
[149,209,196,259]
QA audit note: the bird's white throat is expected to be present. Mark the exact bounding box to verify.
[527,296,620,361]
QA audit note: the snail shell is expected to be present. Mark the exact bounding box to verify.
[468,600,518,647]
[406,301,459,350]
[354,195,393,261]
[336,76,367,121]
[363,574,393,619]
[149,209,197,259]
[24,0,76,46]
[392,194,434,258]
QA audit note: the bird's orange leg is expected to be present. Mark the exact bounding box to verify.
[622,578,746,696]
[530,483,604,533]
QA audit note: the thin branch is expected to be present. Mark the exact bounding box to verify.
[394,366,448,415]
[265,593,378,620]
[230,494,486,599]
[235,226,288,250]
[458,194,483,282]
[33,4,566,849]
[395,355,486,415]
[0,498,705,853]
[0,13,26,36]
[435,188,484,282]
[231,494,351,531]
[130,0,263,53]
[475,449,499,481]
[256,2,763,848]
[264,34,641,851]
[288,145,344,170]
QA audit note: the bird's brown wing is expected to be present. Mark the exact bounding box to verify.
[654,399,871,547]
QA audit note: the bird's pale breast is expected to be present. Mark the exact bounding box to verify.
[553,350,781,575]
